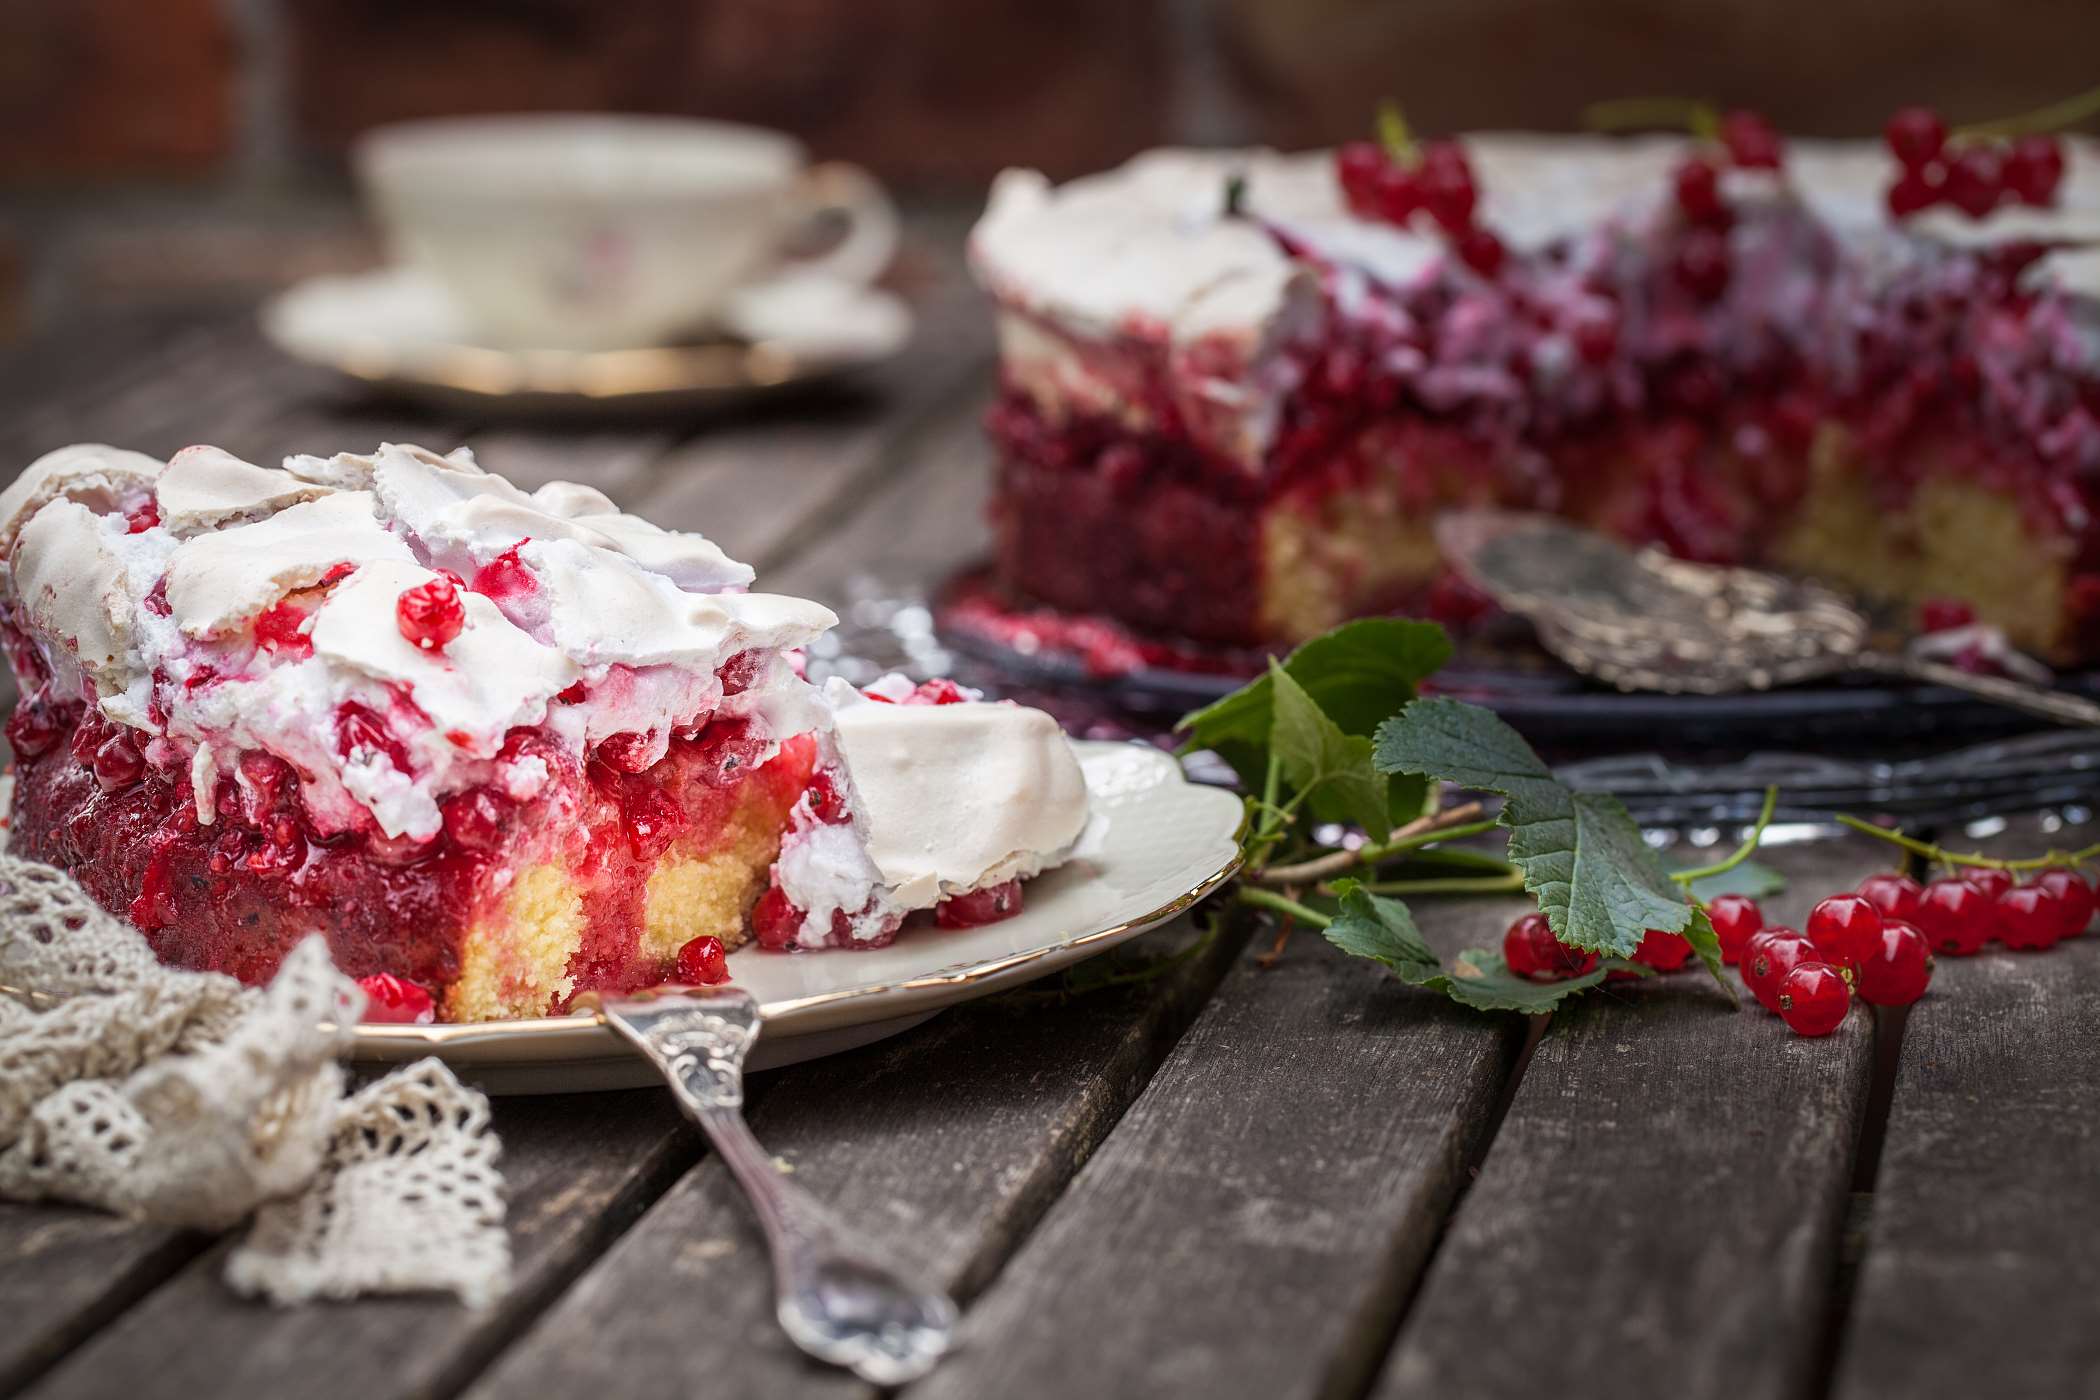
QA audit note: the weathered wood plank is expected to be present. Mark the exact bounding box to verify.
[1830,816,2100,1400]
[0,1208,199,1394]
[1372,835,1892,1400]
[463,917,1246,1400]
[22,1093,700,1400]
[901,892,1527,1400]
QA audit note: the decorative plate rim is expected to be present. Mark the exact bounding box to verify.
[348,740,1247,1059]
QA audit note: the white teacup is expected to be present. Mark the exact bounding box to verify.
[355,114,899,352]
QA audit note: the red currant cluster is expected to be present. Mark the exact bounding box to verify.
[1883,106,2065,219]
[1665,110,1785,305]
[1334,137,1506,278]
[1500,863,2094,1038]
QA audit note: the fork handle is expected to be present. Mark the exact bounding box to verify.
[1858,652,2100,729]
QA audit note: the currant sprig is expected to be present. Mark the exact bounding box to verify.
[1833,814,2100,873]
[1334,101,1507,277]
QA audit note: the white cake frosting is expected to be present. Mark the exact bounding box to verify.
[0,441,837,843]
[771,675,1094,947]
[971,134,2100,467]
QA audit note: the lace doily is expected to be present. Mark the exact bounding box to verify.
[0,853,511,1307]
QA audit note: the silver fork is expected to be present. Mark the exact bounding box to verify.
[600,984,957,1384]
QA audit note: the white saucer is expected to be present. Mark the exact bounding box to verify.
[260,265,914,415]
[350,741,1245,1093]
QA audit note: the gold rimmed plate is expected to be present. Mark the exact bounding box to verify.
[260,265,913,416]
[352,741,1244,1093]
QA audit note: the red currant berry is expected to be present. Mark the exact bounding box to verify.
[1945,144,2007,219]
[253,600,313,658]
[1503,911,1595,980]
[1856,920,1934,1006]
[1885,167,1944,219]
[1633,926,1694,972]
[1336,141,1388,217]
[1913,877,1992,955]
[358,973,436,1025]
[1996,883,2064,951]
[1570,307,1619,365]
[1673,226,1733,302]
[1742,927,1813,1013]
[1708,893,1764,964]
[1884,106,1948,172]
[805,771,853,824]
[715,649,764,696]
[2005,134,2066,207]
[1416,140,1478,233]
[1456,224,1506,279]
[751,886,803,950]
[1778,961,1852,1037]
[1719,109,1784,170]
[937,879,1025,929]
[396,577,466,652]
[1372,161,1420,225]
[1806,892,1884,970]
[1672,158,1729,227]
[673,934,730,985]
[1857,873,1924,923]
[1917,597,1975,633]
[470,544,538,601]
[2034,868,2095,939]
[93,731,146,791]
[905,678,972,706]
[1962,867,2013,901]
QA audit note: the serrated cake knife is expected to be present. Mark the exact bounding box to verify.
[1436,510,2100,728]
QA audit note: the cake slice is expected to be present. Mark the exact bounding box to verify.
[0,441,834,1020]
[753,674,1094,949]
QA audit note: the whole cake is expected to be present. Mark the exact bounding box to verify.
[0,441,1090,1021]
[969,125,2100,664]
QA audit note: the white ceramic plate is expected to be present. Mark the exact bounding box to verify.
[351,741,1244,1093]
[260,265,913,416]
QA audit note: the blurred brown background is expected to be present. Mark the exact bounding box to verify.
[3,0,2099,338]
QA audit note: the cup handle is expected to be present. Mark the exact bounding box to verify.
[785,161,900,288]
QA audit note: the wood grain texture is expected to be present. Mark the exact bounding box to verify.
[1831,817,2100,1400]
[1373,835,1892,1400]
[465,918,1245,1400]
[908,895,1527,1400]
[0,1208,198,1394]
[22,1093,700,1400]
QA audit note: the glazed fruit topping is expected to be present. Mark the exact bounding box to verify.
[936,879,1025,929]
[92,730,145,791]
[336,701,410,773]
[1778,961,1851,1036]
[358,973,437,1025]
[1706,893,1764,964]
[396,577,466,652]
[1856,919,1934,1006]
[674,934,731,985]
[441,788,508,851]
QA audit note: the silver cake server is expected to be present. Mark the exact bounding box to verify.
[1435,510,2100,728]
[598,984,957,1384]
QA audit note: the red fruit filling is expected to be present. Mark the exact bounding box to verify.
[254,600,313,658]
[4,684,814,1019]
[936,879,1024,930]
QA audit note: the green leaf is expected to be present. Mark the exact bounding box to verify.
[1681,857,1787,903]
[1372,697,1695,960]
[1178,618,1452,828]
[1324,881,1646,1012]
[1268,663,1391,837]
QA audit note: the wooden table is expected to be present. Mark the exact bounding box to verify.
[2,214,2096,1400]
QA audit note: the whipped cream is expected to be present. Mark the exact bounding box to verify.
[772,676,1092,947]
[0,442,838,843]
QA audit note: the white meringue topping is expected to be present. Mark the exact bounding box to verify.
[155,445,337,534]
